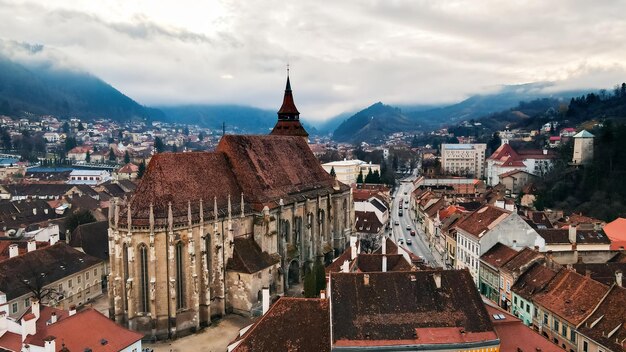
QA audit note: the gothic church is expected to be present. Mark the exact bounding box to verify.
[107,76,354,339]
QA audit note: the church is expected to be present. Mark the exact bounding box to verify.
[107,75,354,339]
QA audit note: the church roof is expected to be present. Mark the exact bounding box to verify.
[277,76,300,116]
[127,135,346,223]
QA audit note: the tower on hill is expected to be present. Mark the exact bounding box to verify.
[572,130,594,165]
[270,74,309,138]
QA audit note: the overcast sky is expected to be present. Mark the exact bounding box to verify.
[1,0,625,121]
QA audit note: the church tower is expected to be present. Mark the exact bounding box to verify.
[572,130,594,165]
[270,73,309,138]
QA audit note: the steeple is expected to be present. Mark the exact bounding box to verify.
[270,69,309,138]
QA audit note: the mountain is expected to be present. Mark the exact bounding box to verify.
[333,102,414,143]
[0,55,161,121]
[407,82,587,127]
[314,111,355,134]
[158,105,278,134]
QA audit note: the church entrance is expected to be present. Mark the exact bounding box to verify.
[288,260,300,285]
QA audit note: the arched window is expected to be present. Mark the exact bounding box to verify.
[175,242,185,310]
[204,234,212,297]
[294,217,302,244]
[122,243,128,310]
[138,244,149,313]
[343,199,348,228]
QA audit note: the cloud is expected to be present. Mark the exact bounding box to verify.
[0,0,625,121]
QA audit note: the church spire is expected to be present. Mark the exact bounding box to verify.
[270,69,309,138]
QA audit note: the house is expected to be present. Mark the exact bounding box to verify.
[484,303,561,352]
[533,269,610,351]
[114,163,139,180]
[455,204,545,285]
[498,169,538,194]
[321,159,380,185]
[537,226,611,253]
[67,169,111,185]
[510,263,559,328]
[0,302,142,352]
[66,146,93,161]
[354,210,384,238]
[329,270,500,350]
[576,284,626,352]
[603,217,626,250]
[479,243,518,305]
[498,247,545,311]
[0,242,104,318]
[486,143,556,186]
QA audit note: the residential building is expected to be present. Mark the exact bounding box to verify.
[440,143,487,178]
[114,163,139,180]
[572,130,594,165]
[321,159,380,185]
[0,302,142,352]
[67,169,111,185]
[486,143,556,186]
[510,263,558,328]
[604,217,626,250]
[66,146,93,161]
[537,226,611,254]
[498,169,538,194]
[498,248,544,311]
[0,242,104,318]
[479,243,518,305]
[577,284,626,352]
[534,269,610,351]
[455,204,545,285]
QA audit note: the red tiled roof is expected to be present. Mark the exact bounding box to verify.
[0,331,22,352]
[534,269,610,325]
[498,169,533,178]
[511,263,558,302]
[117,163,138,173]
[488,143,519,161]
[25,308,143,351]
[577,285,626,352]
[480,243,518,269]
[355,254,413,272]
[604,217,626,250]
[455,205,510,238]
[485,304,561,352]
[233,297,329,352]
[354,211,383,234]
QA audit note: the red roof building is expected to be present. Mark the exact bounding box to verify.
[604,217,626,250]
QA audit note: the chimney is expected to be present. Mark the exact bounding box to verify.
[543,149,548,155]
[50,233,59,246]
[350,236,358,261]
[585,269,592,278]
[9,244,19,258]
[433,272,442,289]
[31,298,40,320]
[44,208,48,215]
[32,208,37,216]
[363,274,370,286]
[341,260,350,273]
[319,290,326,299]
[50,312,57,324]
[0,311,7,335]
[382,255,387,272]
[44,336,56,352]
[27,239,36,252]
[21,314,37,341]
[616,270,623,288]
[69,305,76,316]
[261,288,270,315]
[382,239,387,255]
[569,225,577,244]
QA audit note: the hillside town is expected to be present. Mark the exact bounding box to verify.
[0,74,624,352]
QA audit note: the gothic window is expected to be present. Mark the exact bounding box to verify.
[122,243,128,310]
[343,199,348,228]
[175,242,185,310]
[138,244,149,313]
[282,220,291,243]
[294,217,302,244]
[204,234,212,297]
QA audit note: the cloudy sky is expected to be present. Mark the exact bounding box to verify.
[1,0,625,120]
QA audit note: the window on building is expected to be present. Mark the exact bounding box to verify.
[86,271,89,280]
[139,244,150,313]
[94,268,98,277]
[11,302,18,314]
[570,331,576,343]
[514,296,518,305]
[68,279,73,288]
[205,234,212,297]
[500,277,504,289]
[506,281,510,293]
[175,242,185,310]
[553,318,560,331]
[526,304,530,313]
[562,324,567,337]
[77,275,81,284]
[58,284,63,292]
[543,313,548,324]
[86,284,90,295]
[24,298,31,307]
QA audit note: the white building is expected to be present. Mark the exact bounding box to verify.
[440,144,486,179]
[454,205,545,285]
[67,169,110,185]
[485,143,556,186]
[322,159,380,185]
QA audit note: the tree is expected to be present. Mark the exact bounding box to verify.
[183,126,190,136]
[154,137,165,153]
[62,121,70,134]
[85,151,91,163]
[138,159,146,178]
[16,260,61,304]
[124,151,131,164]
[329,166,336,178]
[372,169,381,183]
[64,210,97,234]
[1,128,11,150]
[304,256,326,298]
[108,148,116,161]
[364,168,374,183]
[356,170,364,184]
[487,132,501,155]
[77,122,85,131]
[392,155,399,171]
[64,137,77,152]
[198,131,205,141]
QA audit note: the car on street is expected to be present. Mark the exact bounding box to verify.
[410,230,416,236]
[406,238,412,245]
[406,225,411,230]
[398,238,404,244]
[398,211,403,216]
[394,221,399,226]
[403,191,407,195]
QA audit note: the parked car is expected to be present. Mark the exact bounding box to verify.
[406,238,412,245]
[410,230,416,236]
[394,221,399,226]
[406,225,411,231]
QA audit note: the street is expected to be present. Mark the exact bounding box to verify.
[387,170,444,268]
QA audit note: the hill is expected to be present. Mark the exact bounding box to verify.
[332,102,415,143]
[157,105,278,134]
[0,55,161,121]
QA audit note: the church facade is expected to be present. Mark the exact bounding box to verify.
[107,77,354,339]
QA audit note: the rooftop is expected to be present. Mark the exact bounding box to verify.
[480,243,518,270]
[455,205,510,239]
